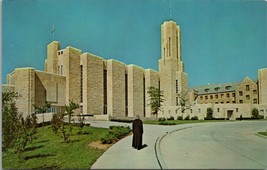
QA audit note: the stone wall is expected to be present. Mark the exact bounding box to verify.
[258,68,267,104]
[127,64,145,118]
[81,53,104,115]
[107,59,126,117]
[144,69,159,117]
[64,47,82,110]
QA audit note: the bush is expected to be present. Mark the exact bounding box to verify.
[158,117,166,121]
[177,116,183,120]
[191,116,198,120]
[205,107,214,120]
[184,115,190,120]
[251,108,259,119]
[101,126,131,144]
[159,122,176,125]
[259,115,264,119]
[167,116,174,120]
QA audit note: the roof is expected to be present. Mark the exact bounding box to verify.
[191,82,241,95]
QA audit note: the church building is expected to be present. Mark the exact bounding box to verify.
[3,20,267,120]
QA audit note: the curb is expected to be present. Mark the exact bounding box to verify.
[255,133,267,139]
[154,126,192,169]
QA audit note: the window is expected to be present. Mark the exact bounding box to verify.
[176,80,178,93]
[190,109,193,113]
[239,91,243,96]
[176,97,179,106]
[246,85,250,91]
[215,94,218,99]
[217,108,220,112]
[221,94,224,98]
[210,95,213,99]
[253,99,257,104]
[205,96,208,100]
[239,100,243,103]
[204,88,210,92]
[226,93,230,98]
[246,95,250,100]
[236,108,238,112]
[198,108,201,113]
[221,102,224,104]
[214,87,220,91]
[225,86,231,90]
[232,93,235,97]
[226,101,230,103]
[80,65,83,102]
[200,96,203,100]
[215,102,218,104]
[253,90,257,94]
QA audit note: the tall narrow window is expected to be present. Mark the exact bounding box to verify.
[176,97,179,106]
[143,77,146,117]
[61,65,63,75]
[125,74,128,117]
[103,70,107,114]
[80,65,83,103]
[176,80,178,93]
[169,37,171,57]
[246,85,250,91]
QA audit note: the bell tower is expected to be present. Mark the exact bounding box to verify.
[159,20,188,115]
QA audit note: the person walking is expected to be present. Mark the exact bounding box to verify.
[132,115,143,150]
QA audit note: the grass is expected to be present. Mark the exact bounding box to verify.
[144,119,234,125]
[2,125,110,169]
[257,131,267,136]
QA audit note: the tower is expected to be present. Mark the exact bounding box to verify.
[159,20,188,115]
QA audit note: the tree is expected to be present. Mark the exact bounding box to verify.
[147,86,165,120]
[251,108,259,119]
[177,90,191,113]
[64,101,80,124]
[205,107,214,120]
[33,101,51,123]
[2,91,22,151]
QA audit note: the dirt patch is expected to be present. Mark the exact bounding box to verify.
[88,141,112,150]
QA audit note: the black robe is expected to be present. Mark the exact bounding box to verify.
[132,118,143,149]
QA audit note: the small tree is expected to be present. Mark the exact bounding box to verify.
[205,107,214,120]
[2,91,22,151]
[147,86,165,120]
[64,101,80,124]
[251,108,259,119]
[33,101,51,123]
[177,90,191,114]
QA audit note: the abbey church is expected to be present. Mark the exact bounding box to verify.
[3,20,267,120]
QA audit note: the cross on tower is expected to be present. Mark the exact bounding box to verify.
[51,25,56,40]
[169,0,173,20]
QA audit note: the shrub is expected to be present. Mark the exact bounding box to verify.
[159,122,176,125]
[177,116,183,120]
[101,126,131,144]
[259,115,264,119]
[191,116,198,120]
[51,113,62,134]
[167,116,174,120]
[205,108,214,120]
[2,91,22,151]
[158,117,166,121]
[251,108,259,119]
[184,115,190,120]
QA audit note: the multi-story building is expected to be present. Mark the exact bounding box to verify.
[2,19,267,120]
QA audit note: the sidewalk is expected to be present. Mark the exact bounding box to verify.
[89,121,195,169]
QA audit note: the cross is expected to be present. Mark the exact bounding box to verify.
[169,0,173,20]
[51,25,56,40]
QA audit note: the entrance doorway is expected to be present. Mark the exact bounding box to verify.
[227,110,233,120]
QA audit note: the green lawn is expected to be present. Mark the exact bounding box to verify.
[2,125,110,169]
[257,131,267,136]
[143,119,233,125]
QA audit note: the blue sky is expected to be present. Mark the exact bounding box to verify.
[2,0,267,87]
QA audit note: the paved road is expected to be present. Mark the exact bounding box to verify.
[159,121,267,169]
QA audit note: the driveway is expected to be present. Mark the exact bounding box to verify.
[159,121,267,169]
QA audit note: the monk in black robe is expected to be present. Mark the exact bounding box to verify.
[132,115,143,150]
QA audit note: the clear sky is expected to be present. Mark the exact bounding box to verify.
[2,0,267,87]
